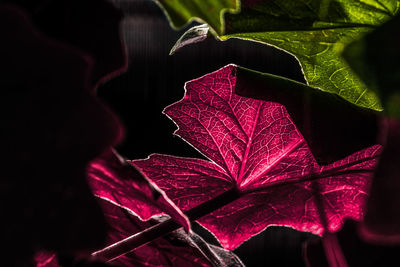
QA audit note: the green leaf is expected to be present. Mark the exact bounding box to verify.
[154,0,240,35]
[222,0,400,110]
[172,0,400,110]
[343,14,400,117]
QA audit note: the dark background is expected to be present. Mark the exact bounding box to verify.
[99,0,315,266]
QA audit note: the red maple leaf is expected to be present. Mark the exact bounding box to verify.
[132,65,381,250]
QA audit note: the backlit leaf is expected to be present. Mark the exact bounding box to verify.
[133,65,380,250]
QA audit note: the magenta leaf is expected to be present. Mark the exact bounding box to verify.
[132,65,381,250]
[87,150,190,231]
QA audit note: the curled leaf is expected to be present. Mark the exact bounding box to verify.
[170,24,210,55]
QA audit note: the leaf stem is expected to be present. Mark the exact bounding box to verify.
[91,187,241,262]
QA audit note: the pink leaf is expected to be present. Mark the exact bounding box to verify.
[132,65,381,250]
[87,150,190,231]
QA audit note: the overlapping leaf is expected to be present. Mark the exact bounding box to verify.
[87,150,190,231]
[170,0,400,110]
[133,65,381,250]
[154,0,240,35]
